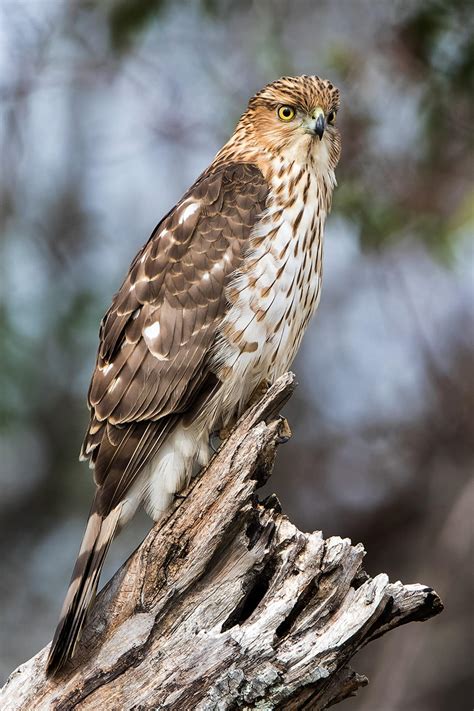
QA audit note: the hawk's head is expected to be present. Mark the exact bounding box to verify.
[243,75,341,169]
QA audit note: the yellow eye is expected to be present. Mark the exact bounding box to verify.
[277,105,295,122]
[327,110,336,125]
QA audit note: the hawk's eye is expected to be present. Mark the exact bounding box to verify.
[277,105,296,122]
[327,110,336,125]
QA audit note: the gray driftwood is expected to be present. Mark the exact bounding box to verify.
[1,373,442,710]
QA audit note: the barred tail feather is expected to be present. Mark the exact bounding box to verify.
[46,503,122,676]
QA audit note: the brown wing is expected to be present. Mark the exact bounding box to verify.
[81,162,268,515]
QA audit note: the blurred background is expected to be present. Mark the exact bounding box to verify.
[0,0,472,708]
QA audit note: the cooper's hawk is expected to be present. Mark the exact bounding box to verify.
[47,75,341,675]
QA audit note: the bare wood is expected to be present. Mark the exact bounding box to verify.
[0,373,443,710]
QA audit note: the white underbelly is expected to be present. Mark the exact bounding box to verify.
[216,191,324,417]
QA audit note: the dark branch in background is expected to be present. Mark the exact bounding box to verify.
[0,374,442,711]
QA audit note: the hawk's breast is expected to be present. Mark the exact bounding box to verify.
[215,160,328,414]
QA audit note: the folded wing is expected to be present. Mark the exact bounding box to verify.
[81,162,268,515]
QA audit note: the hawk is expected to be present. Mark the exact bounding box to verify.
[47,75,341,674]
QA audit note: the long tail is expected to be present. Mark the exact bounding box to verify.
[46,502,122,676]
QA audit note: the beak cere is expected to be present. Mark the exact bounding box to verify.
[314,114,325,140]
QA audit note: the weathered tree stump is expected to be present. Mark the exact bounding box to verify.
[0,373,442,710]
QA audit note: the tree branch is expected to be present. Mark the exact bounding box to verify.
[0,373,443,710]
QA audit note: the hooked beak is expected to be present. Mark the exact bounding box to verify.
[305,107,325,140]
[314,113,325,140]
